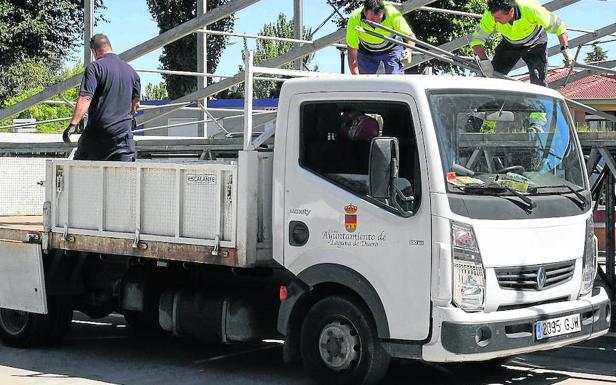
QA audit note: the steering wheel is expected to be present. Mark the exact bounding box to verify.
[496,165,526,174]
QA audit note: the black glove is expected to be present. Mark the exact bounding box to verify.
[62,123,78,143]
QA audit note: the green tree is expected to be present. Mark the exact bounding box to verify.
[330,0,494,74]
[146,0,235,99]
[143,82,169,100]
[0,0,105,101]
[0,65,83,134]
[251,13,317,98]
[585,45,608,64]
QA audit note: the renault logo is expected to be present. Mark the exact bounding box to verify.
[536,267,547,290]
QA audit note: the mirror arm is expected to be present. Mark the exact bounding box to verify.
[390,175,414,218]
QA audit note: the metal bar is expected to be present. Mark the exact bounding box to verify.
[573,61,616,76]
[313,9,337,36]
[244,50,254,151]
[586,148,600,178]
[607,172,616,295]
[511,23,616,72]
[133,110,276,134]
[84,0,94,66]
[0,117,70,130]
[294,0,304,71]
[406,0,581,70]
[567,99,616,124]
[175,169,181,239]
[197,0,208,137]
[562,46,583,88]
[418,6,481,18]
[135,67,289,82]
[0,0,260,121]
[215,169,223,241]
[362,20,480,70]
[252,66,328,77]
[550,60,616,89]
[568,27,616,39]
[198,29,314,44]
[137,0,437,125]
[99,167,105,232]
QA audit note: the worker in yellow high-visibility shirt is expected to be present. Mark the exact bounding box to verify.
[346,0,416,74]
[470,0,573,86]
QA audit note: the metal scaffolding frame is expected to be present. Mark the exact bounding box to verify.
[1,0,614,132]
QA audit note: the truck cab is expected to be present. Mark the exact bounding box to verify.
[274,75,610,382]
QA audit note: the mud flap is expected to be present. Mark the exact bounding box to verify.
[0,241,47,314]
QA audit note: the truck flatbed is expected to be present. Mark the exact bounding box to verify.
[0,215,240,265]
[0,216,43,242]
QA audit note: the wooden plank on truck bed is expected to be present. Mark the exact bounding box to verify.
[50,232,241,266]
[0,216,43,243]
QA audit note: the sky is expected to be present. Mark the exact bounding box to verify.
[76,0,616,90]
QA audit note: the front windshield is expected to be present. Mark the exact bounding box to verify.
[428,91,586,195]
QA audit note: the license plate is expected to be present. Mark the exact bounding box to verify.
[536,314,581,340]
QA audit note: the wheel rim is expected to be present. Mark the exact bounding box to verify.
[0,309,29,336]
[318,319,361,371]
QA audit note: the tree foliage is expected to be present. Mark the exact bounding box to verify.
[0,0,105,101]
[146,0,235,100]
[252,13,316,98]
[585,45,608,64]
[330,0,495,74]
[143,82,169,101]
[0,65,83,133]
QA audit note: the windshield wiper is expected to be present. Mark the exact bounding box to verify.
[463,183,536,212]
[529,185,587,210]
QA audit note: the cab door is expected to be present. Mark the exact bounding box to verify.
[282,92,432,341]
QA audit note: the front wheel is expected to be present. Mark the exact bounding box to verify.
[300,296,390,385]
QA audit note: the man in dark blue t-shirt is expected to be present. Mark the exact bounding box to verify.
[63,34,141,161]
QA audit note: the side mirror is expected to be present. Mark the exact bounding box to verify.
[369,137,399,199]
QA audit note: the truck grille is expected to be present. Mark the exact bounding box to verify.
[495,260,575,291]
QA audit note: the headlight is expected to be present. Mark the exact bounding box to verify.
[451,221,485,311]
[579,217,597,297]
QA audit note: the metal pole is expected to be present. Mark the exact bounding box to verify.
[358,27,485,76]
[84,0,94,66]
[244,50,254,151]
[294,0,304,71]
[607,172,616,297]
[0,0,260,121]
[573,61,616,76]
[197,0,208,137]
[198,29,314,44]
[339,48,346,74]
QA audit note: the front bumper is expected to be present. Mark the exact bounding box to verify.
[421,286,611,362]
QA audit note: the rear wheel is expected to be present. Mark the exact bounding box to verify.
[0,297,73,347]
[300,296,390,385]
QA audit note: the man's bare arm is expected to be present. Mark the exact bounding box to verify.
[69,96,92,125]
[131,99,140,115]
[348,48,360,75]
[473,45,488,61]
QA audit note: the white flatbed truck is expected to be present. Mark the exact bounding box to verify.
[0,75,611,385]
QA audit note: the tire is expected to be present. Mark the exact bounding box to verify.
[45,298,74,345]
[0,297,73,348]
[124,311,162,333]
[300,296,390,385]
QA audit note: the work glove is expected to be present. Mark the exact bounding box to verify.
[479,59,494,78]
[62,123,78,144]
[561,46,574,68]
[401,49,413,67]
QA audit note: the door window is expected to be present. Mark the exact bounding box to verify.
[300,101,421,213]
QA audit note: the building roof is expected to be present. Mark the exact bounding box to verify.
[522,69,616,100]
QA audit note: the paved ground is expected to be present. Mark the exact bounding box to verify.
[0,313,614,385]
